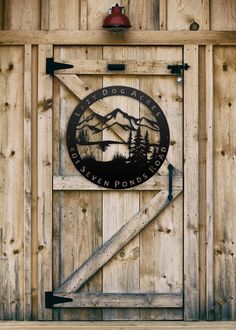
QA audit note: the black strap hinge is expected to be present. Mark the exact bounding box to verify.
[167,63,190,75]
[168,164,174,201]
[45,291,73,308]
[46,58,74,75]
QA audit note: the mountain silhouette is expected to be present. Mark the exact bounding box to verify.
[76,108,159,134]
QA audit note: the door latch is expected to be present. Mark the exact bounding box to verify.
[107,64,125,71]
[167,63,190,75]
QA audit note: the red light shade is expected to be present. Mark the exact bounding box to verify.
[102,3,131,32]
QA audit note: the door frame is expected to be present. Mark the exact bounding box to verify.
[36,44,200,321]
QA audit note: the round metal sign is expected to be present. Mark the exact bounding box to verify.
[67,86,170,189]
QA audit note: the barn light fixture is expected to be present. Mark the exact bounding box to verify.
[102,3,131,33]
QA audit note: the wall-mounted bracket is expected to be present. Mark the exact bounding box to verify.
[46,57,74,75]
[45,291,73,308]
[167,63,190,75]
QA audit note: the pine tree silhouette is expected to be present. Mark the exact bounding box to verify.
[130,127,146,165]
[144,130,151,160]
[127,131,133,159]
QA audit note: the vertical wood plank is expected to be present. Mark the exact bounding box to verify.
[52,47,60,321]
[184,45,199,320]
[0,46,25,320]
[167,0,205,30]
[80,0,88,30]
[4,0,40,30]
[127,0,159,30]
[210,0,236,31]
[159,0,167,30]
[37,44,53,320]
[23,44,32,321]
[102,46,140,321]
[214,46,236,321]
[205,45,214,321]
[31,45,39,321]
[139,46,183,321]
[202,0,210,30]
[48,0,80,30]
[0,0,4,30]
[198,45,207,321]
[41,0,50,30]
[87,0,115,30]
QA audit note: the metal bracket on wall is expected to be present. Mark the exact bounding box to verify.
[167,63,190,75]
[45,291,73,308]
[46,57,74,75]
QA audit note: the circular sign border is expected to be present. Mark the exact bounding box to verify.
[66,86,170,189]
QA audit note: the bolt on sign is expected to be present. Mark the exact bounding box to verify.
[67,86,170,189]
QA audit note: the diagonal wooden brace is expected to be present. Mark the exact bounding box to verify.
[54,74,126,142]
[55,188,182,293]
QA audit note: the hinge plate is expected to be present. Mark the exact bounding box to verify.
[167,63,190,75]
[45,291,73,308]
[46,58,74,75]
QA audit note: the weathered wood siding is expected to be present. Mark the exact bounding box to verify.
[0,0,236,322]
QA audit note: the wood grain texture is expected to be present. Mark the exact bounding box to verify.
[139,46,183,321]
[53,59,180,75]
[87,0,115,30]
[53,174,183,191]
[102,46,140,320]
[40,0,50,30]
[37,45,53,320]
[183,45,199,320]
[48,0,80,30]
[202,0,210,30]
[205,45,214,320]
[1,31,236,45]
[55,190,182,294]
[159,0,167,30]
[3,0,40,30]
[198,45,207,320]
[31,45,39,321]
[213,46,236,321]
[53,46,103,321]
[125,0,159,30]
[49,293,183,308]
[23,44,32,320]
[167,0,205,31]
[0,321,236,330]
[80,0,88,30]
[0,46,25,320]
[211,0,236,31]
[0,0,4,30]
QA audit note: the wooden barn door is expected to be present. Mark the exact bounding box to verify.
[39,45,199,321]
